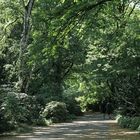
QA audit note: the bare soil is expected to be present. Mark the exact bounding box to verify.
[0,113,139,140]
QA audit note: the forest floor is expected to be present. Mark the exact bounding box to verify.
[0,113,139,140]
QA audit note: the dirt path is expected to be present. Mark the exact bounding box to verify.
[0,113,139,140]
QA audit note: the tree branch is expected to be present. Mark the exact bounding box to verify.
[128,1,139,17]
[79,0,111,13]
[0,18,18,41]
[62,62,73,80]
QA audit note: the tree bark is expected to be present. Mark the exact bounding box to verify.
[19,0,35,92]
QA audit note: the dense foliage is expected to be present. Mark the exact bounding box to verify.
[0,0,140,133]
[42,101,68,123]
[117,115,140,131]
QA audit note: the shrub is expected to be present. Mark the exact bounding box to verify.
[42,101,68,123]
[21,95,42,124]
[0,91,27,133]
[0,112,13,133]
[117,116,131,128]
[0,91,42,132]
[71,105,83,116]
[32,116,48,126]
[130,117,140,130]
[0,85,44,132]
[137,125,140,131]
[2,93,28,124]
[63,96,83,116]
[117,115,140,130]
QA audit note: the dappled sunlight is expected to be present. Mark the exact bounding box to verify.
[0,114,139,140]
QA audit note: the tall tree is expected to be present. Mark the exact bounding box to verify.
[18,0,35,92]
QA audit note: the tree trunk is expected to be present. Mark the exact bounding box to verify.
[18,0,35,92]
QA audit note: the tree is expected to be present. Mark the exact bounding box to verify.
[18,0,35,92]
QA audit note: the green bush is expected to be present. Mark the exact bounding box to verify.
[0,112,14,133]
[117,115,140,130]
[32,115,48,126]
[130,117,140,130]
[63,96,83,116]
[117,116,131,128]
[2,93,28,124]
[0,88,14,133]
[0,91,27,133]
[21,95,42,124]
[137,125,140,131]
[0,89,43,133]
[1,92,42,125]
[42,101,68,123]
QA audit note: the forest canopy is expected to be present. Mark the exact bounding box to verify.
[0,0,140,133]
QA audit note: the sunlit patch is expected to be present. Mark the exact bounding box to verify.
[1,114,139,140]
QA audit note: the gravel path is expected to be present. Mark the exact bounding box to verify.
[0,113,139,140]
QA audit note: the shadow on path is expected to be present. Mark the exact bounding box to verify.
[0,113,139,140]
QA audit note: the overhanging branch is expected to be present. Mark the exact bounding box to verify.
[0,18,19,41]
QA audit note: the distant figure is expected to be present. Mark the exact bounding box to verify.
[100,100,106,119]
[106,101,113,119]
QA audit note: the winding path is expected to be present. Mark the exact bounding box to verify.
[0,113,139,140]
